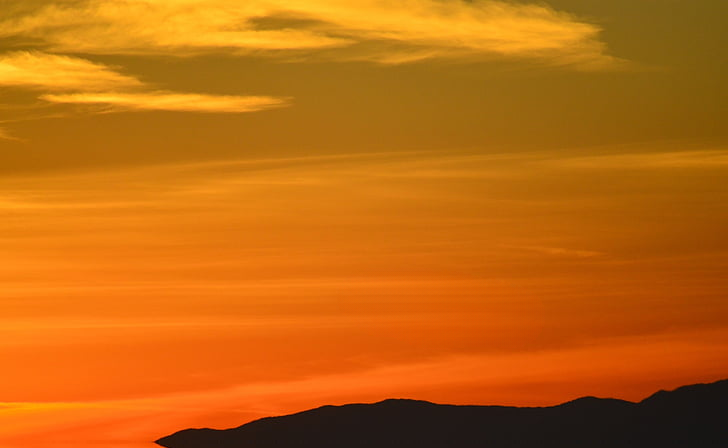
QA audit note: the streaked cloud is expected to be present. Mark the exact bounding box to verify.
[0,51,288,115]
[41,91,290,114]
[0,1,620,131]
[2,327,726,447]
[504,244,604,259]
[546,149,728,170]
[0,127,22,142]
[303,0,616,67]
[0,0,617,68]
[1,145,727,445]
[0,1,350,53]
[0,51,141,91]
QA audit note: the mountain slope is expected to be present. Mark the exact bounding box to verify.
[156,379,728,448]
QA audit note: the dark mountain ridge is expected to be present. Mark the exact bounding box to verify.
[156,378,728,448]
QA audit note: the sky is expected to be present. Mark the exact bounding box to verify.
[0,0,727,447]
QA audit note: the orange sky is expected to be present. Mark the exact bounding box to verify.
[1,1,728,447]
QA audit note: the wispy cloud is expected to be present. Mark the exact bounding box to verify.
[504,244,604,259]
[304,0,617,67]
[0,1,351,53]
[0,1,619,135]
[0,127,23,142]
[0,51,141,91]
[545,149,728,170]
[41,91,290,113]
[2,327,727,445]
[0,51,288,116]
[0,0,618,68]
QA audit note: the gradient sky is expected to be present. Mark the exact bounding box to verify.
[1,1,727,447]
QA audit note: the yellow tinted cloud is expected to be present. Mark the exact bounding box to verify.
[40,91,291,113]
[0,51,142,91]
[0,1,349,53]
[0,51,288,115]
[0,127,22,142]
[293,0,615,66]
[546,150,728,169]
[0,0,616,68]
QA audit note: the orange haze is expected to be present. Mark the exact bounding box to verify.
[1,1,728,447]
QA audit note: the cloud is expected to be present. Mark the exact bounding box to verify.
[504,244,604,259]
[0,0,618,68]
[0,1,350,54]
[40,91,290,113]
[0,127,23,142]
[545,149,728,170]
[0,51,142,91]
[0,51,289,115]
[302,0,616,67]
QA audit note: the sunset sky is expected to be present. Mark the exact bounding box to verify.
[1,1,727,447]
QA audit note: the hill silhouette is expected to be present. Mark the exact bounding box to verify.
[156,379,728,448]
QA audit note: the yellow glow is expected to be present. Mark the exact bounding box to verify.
[0,1,726,447]
[0,51,141,91]
[0,0,616,67]
[41,91,290,113]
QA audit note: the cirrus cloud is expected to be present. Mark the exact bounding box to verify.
[0,127,23,142]
[0,51,289,116]
[40,91,291,114]
[0,0,618,68]
[0,51,142,91]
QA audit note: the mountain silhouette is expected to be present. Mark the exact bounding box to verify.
[156,379,728,448]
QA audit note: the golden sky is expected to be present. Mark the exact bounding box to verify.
[1,1,727,447]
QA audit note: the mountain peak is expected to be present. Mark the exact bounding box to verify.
[157,378,728,448]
